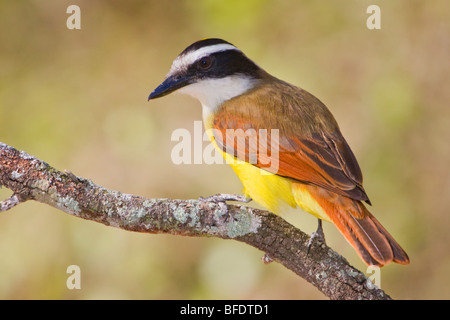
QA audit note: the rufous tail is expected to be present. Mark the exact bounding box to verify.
[308,186,410,266]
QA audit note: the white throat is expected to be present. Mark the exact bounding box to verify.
[176,75,258,120]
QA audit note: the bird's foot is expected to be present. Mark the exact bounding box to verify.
[261,253,274,264]
[199,193,252,221]
[307,219,326,254]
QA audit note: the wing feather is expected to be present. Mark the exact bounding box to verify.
[212,84,370,203]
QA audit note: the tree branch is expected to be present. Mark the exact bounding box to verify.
[0,142,390,300]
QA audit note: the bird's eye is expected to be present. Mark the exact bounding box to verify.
[198,56,212,70]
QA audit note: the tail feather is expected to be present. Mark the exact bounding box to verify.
[367,213,410,265]
[303,185,410,266]
[337,220,382,266]
[347,213,393,265]
[330,202,409,266]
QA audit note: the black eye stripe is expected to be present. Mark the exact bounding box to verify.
[197,56,213,70]
[189,50,261,79]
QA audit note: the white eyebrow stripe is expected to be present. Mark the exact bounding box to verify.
[168,43,239,76]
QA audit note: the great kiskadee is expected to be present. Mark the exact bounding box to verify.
[148,38,409,267]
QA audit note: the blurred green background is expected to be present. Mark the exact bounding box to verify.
[0,0,449,299]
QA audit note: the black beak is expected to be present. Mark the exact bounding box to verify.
[148,75,191,101]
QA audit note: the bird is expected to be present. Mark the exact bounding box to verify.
[148,38,410,267]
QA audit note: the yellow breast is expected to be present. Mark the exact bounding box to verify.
[203,113,330,221]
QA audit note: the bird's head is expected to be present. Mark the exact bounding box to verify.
[148,38,266,109]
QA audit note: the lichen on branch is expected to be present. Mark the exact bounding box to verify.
[0,142,390,300]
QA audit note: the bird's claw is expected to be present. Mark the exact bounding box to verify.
[199,193,252,221]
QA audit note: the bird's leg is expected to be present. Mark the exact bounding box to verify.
[261,253,274,264]
[199,193,252,221]
[307,219,326,253]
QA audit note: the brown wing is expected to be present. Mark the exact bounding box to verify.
[213,110,371,204]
